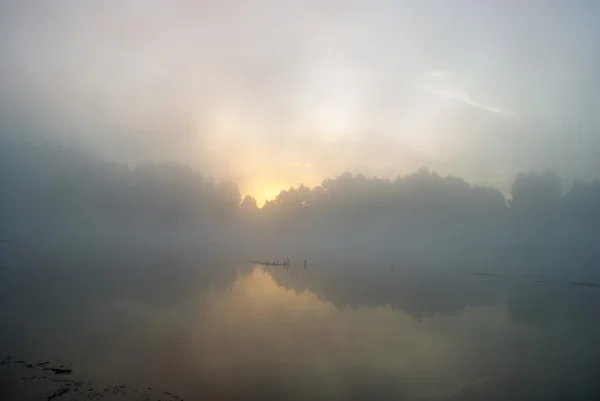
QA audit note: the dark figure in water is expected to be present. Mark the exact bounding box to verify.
[304,260,307,269]
[286,257,290,265]
[276,260,279,266]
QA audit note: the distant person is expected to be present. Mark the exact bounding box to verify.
[304,260,307,269]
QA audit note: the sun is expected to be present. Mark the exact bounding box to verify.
[245,185,283,208]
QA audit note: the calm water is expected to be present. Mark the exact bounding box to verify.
[1,250,600,400]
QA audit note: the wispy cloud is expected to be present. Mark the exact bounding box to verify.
[421,83,508,115]
[420,70,511,117]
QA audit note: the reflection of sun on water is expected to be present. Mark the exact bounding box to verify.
[194,266,503,399]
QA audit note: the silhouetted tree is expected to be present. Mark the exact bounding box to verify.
[509,170,561,211]
[3,135,600,253]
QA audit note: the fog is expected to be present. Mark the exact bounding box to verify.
[1,134,599,267]
[2,2,600,400]
[2,136,600,400]
[1,1,600,198]
[1,0,599,260]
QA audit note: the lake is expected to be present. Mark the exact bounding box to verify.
[1,249,600,400]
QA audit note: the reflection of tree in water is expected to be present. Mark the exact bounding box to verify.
[201,267,600,401]
[268,262,600,327]
[269,266,503,319]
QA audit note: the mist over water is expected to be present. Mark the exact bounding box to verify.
[1,251,599,401]
[2,1,600,399]
[1,137,600,400]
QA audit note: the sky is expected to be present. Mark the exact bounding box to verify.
[1,0,599,205]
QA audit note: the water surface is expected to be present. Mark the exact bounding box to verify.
[1,250,599,400]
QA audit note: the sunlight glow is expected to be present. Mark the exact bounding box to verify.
[245,185,283,208]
